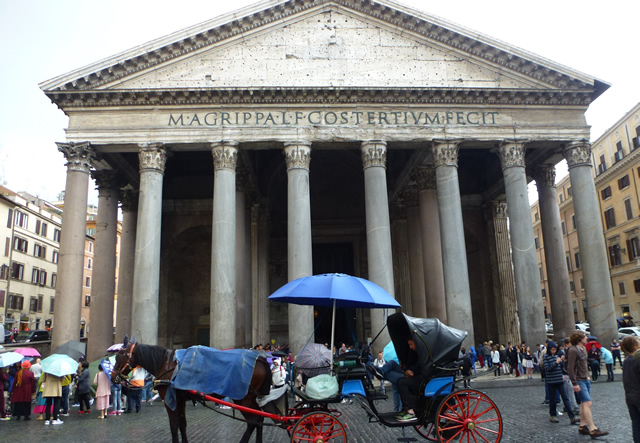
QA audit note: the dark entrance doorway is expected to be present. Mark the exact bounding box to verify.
[312,243,357,349]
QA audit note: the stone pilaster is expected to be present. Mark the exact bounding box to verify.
[210,141,238,349]
[86,170,125,361]
[361,140,396,355]
[563,141,618,345]
[132,143,167,345]
[491,201,521,346]
[115,189,138,342]
[403,186,426,318]
[414,166,446,322]
[532,165,575,341]
[431,140,474,347]
[52,142,97,350]
[283,141,314,355]
[495,140,546,347]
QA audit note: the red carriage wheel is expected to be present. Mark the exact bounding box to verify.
[414,422,438,441]
[290,411,347,443]
[435,389,502,443]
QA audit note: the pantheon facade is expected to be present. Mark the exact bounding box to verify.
[41,0,618,360]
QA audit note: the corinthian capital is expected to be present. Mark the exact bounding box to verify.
[57,141,96,173]
[495,140,528,170]
[531,165,556,189]
[138,143,168,173]
[211,141,238,171]
[562,141,592,168]
[283,141,312,170]
[91,169,126,192]
[403,185,419,207]
[361,140,387,169]
[492,201,508,219]
[431,140,461,167]
[413,166,437,190]
[120,189,139,213]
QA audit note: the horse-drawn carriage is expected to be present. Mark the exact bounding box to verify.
[112,311,503,442]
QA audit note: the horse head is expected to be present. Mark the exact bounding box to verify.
[112,342,136,384]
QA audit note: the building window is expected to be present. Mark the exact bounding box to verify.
[570,281,576,292]
[580,278,584,289]
[566,255,572,271]
[35,220,47,236]
[6,208,13,228]
[29,297,38,313]
[32,268,40,284]
[572,214,576,230]
[604,208,616,229]
[539,266,544,281]
[598,155,606,174]
[559,193,565,203]
[635,279,640,293]
[39,270,47,286]
[601,186,612,200]
[534,237,540,249]
[4,237,9,256]
[33,244,46,259]
[53,229,61,242]
[0,289,5,308]
[14,211,28,228]
[50,297,54,313]
[8,294,24,310]
[615,141,625,162]
[618,174,630,190]
[52,250,59,264]
[85,295,91,307]
[534,212,539,221]
[87,258,92,269]
[13,236,28,253]
[561,221,566,235]
[51,273,57,288]
[575,252,581,269]
[0,264,9,280]
[88,241,93,253]
[541,288,546,298]
[11,262,24,280]
[619,281,627,296]
[628,237,640,261]
[567,187,572,196]
[625,199,634,220]
[85,276,90,287]
[609,244,623,266]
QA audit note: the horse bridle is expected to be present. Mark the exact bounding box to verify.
[114,343,136,382]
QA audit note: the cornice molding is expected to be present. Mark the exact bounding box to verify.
[42,0,597,100]
[594,146,640,186]
[45,87,595,109]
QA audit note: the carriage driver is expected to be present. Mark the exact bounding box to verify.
[368,338,423,422]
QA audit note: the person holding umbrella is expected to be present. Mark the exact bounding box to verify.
[10,360,36,420]
[41,372,63,425]
[0,366,10,420]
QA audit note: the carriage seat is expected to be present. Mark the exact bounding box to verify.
[423,376,454,398]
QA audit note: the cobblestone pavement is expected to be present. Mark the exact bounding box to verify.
[1,368,633,442]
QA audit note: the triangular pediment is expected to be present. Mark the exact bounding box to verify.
[41,0,608,106]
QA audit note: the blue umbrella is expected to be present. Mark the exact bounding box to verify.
[41,353,78,377]
[269,273,401,368]
[0,351,24,368]
[383,341,399,364]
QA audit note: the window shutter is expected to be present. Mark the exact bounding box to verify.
[627,239,634,261]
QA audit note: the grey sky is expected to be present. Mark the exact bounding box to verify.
[1,0,637,204]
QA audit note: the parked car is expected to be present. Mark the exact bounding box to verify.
[14,329,50,343]
[619,327,640,337]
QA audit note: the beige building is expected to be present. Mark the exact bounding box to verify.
[0,186,61,333]
[534,102,640,325]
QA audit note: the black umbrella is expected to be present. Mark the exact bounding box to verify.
[55,340,86,361]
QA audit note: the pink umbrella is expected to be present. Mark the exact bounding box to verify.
[14,347,41,357]
[107,343,124,352]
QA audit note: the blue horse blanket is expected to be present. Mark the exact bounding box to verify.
[165,346,260,411]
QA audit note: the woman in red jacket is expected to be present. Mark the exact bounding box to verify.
[10,360,36,420]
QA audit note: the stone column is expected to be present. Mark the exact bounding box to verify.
[390,204,412,313]
[414,166,447,322]
[431,140,474,347]
[87,170,124,361]
[252,203,270,347]
[361,141,396,355]
[532,165,575,341]
[131,144,167,345]
[284,142,314,356]
[210,141,238,349]
[563,142,618,345]
[495,141,546,347]
[114,189,138,342]
[403,186,427,318]
[52,142,96,349]
[235,168,249,348]
[491,201,521,346]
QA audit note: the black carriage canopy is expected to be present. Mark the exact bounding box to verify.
[387,313,467,378]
